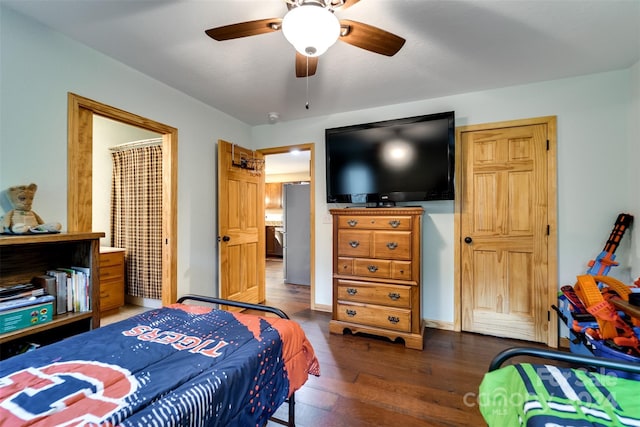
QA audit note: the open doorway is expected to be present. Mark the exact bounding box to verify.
[93,116,164,310]
[67,93,178,312]
[259,144,315,312]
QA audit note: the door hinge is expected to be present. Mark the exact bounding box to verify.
[546,139,549,150]
[547,225,550,235]
[548,310,551,321]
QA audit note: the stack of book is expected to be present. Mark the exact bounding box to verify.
[0,266,91,334]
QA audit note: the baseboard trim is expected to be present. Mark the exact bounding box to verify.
[424,319,455,331]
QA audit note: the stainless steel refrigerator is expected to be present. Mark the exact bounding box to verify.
[283,183,310,286]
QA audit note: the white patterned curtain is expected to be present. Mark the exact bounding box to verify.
[110,145,163,299]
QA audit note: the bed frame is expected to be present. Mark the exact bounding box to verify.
[488,346,640,375]
[176,295,297,427]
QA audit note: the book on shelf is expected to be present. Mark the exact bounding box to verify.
[0,283,44,302]
[0,294,55,313]
[46,267,91,314]
[45,270,68,315]
[31,275,58,314]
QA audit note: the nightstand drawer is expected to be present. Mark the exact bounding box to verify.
[337,280,411,308]
[336,302,411,332]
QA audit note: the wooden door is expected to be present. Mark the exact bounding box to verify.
[459,118,557,345]
[218,140,265,304]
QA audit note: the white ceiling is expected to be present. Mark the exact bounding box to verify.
[265,150,311,175]
[4,0,639,126]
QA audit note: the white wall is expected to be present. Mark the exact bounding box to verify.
[252,68,637,324]
[0,6,252,298]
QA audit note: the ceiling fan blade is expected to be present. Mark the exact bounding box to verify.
[339,19,405,56]
[331,0,360,10]
[295,53,318,78]
[205,18,283,41]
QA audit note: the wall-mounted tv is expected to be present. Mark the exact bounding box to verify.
[325,111,455,206]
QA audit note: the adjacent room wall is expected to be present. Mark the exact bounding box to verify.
[0,6,252,298]
[252,68,637,325]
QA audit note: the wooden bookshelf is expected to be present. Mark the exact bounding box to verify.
[0,232,103,356]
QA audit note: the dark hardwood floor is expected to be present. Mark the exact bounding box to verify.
[262,257,548,427]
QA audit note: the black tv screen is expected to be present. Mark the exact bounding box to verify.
[325,111,455,205]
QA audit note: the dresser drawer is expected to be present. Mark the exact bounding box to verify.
[100,279,125,312]
[372,231,412,260]
[338,215,412,230]
[336,257,354,275]
[391,261,412,280]
[336,302,411,332]
[337,230,371,257]
[100,264,123,281]
[354,259,391,278]
[100,250,124,267]
[99,248,125,313]
[337,280,411,308]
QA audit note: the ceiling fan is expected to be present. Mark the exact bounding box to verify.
[205,0,405,78]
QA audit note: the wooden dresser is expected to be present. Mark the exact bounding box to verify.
[329,207,424,349]
[99,247,126,313]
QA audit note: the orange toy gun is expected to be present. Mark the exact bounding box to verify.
[586,213,633,277]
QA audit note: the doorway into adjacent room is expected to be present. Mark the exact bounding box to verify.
[259,144,315,314]
[67,93,178,311]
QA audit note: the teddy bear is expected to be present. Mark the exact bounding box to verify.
[1,183,61,234]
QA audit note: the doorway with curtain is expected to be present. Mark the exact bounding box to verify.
[109,139,163,301]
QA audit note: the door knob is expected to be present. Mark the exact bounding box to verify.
[222,235,231,242]
[464,236,473,244]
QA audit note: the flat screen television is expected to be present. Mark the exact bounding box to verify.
[325,111,455,205]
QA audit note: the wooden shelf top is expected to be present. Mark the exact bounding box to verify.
[0,311,93,344]
[0,232,104,246]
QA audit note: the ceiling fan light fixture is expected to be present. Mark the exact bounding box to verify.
[281,5,340,57]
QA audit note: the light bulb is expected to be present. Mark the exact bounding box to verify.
[282,5,340,57]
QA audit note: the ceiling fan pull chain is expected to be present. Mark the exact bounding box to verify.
[305,56,310,109]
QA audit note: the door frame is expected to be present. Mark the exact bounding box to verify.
[453,116,558,346]
[258,144,316,310]
[67,92,178,306]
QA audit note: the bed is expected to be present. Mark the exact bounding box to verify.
[479,347,640,427]
[0,295,320,427]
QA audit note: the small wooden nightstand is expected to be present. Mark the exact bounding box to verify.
[99,247,126,314]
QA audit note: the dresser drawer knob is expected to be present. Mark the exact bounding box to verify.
[388,316,400,324]
[386,242,398,250]
[389,220,401,228]
[367,265,378,273]
[349,240,360,248]
[346,288,358,295]
[388,292,400,301]
[346,309,357,317]
[347,219,358,227]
